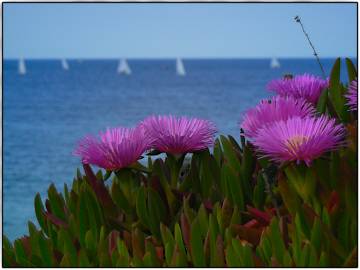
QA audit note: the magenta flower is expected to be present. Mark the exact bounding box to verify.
[267,74,329,104]
[241,96,315,138]
[252,116,345,166]
[74,126,150,170]
[141,115,217,154]
[346,79,357,111]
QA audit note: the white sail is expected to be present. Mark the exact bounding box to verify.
[176,58,186,76]
[117,59,131,75]
[270,57,280,69]
[18,58,26,75]
[61,59,69,70]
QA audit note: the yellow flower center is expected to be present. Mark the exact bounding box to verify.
[285,135,308,154]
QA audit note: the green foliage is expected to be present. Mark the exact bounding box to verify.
[3,58,357,267]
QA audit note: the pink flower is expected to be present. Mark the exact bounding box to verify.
[74,126,150,170]
[267,74,329,104]
[252,116,345,166]
[346,79,357,111]
[241,96,315,139]
[141,115,217,154]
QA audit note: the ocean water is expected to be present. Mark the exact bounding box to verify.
[3,58,352,240]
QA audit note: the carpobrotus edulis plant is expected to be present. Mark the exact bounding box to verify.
[3,58,357,268]
[267,73,329,104]
[241,95,315,138]
[74,126,150,170]
[252,116,345,166]
[141,115,217,154]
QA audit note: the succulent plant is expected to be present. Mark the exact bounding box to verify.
[3,58,357,267]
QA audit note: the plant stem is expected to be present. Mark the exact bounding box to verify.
[294,15,326,79]
[167,153,185,188]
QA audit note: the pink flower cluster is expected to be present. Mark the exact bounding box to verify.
[74,115,217,170]
[241,73,346,166]
[75,72,347,169]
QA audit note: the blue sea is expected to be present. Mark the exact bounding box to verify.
[3,58,352,240]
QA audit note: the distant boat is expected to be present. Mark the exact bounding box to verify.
[176,58,186,76]
[61,59,69,70]
[270,57,280,69]
[18,58,26,75]
[117,59,131,75]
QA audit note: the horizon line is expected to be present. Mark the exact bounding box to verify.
[4,56,357,60]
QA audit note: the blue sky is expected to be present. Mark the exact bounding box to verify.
[3,3,357,59]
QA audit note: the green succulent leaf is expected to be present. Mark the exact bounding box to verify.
[164,242,174,266]
[14,239,31,266]
[345,57,357,83]
[269,218,286,265]
[34,193,48,235]
[222,164,244,211]
[147,187,166,238]
[310,217,322,253]
[232,239,254,267]
[240,143,255,200]
[111,180,132,214]
[253,174,266,209]
[174,223,186,257]
[220,135,241,172]
[190,218,206,267]
[48,184,66,221]
[170,244,188,267]
[38,233,53,266]
[225,244,240,267]
[213,138,223,166]
[59,229,77,265]
[78,249,91,267]
[316,88,328,114]
[318,251,329,267]
[328,58,349,121]
[136,186,149,227]
[77,189,89,248]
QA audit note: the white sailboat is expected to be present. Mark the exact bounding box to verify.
[18,58,26,75]
[61,59,69,70]
[117,59,131,75]
[270,57,280,69]
[176,58,186,76]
